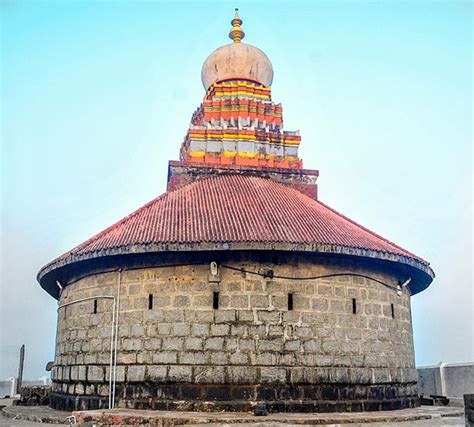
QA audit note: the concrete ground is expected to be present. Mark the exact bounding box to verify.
[2,413,465,426]
[184,421,466,427]
[0,399,465,426]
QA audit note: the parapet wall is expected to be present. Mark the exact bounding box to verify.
[50,253,418,412]
[417,362,474,398]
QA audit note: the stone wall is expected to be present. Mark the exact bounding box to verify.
[50,253,418,412]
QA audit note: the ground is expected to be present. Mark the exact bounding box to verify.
[0,412,465,426]
[0,399,465,426]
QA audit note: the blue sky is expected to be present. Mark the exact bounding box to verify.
[1,1,472,379]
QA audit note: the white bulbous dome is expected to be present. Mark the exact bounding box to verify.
[201,42,274,90]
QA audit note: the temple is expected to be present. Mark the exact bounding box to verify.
[38,10,434,413]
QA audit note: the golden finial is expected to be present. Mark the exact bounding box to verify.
[229,8,245,43]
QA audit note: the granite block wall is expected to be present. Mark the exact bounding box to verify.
[50,256,418,412]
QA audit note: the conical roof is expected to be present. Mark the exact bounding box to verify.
[38,175,433,296]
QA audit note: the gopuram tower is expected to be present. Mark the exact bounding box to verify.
[38,11,434,413]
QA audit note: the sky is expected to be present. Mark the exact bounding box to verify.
[0,1,472,379]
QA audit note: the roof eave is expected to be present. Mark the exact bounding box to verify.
[38,242,434,299]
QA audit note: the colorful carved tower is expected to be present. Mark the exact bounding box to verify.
[168,9,317,197]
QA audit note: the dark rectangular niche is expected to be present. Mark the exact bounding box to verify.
[213,292,219,309]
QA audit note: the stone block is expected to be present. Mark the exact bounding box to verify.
[130,325,145,336]
[163,309,185,322]
[230,295,249,309]
[117,353,136,364]
[351,367,372,383]
[295,327,313,338]
[122,338,142,351]
[214,310,236,323]
[332,368,351,383]
[330,299,345,312]
[225,337,239,351]
[137,352,153,364]
[180,351,208,364]
[303,339,321,353]
[227,366,258,384]
[229,352,250,365]
[226,281,243,292]
[238,310,254,323]
[162,337,184,351]
[283,311,301,323]
[87,366,104,383]
[271,295,287,310]
[193,295,213,307]
[191,323,210,336]
[346,328,362,340]
[97,384,109,396]
[174,295,190,307]
[284,340,301,351]
[127,365,146,382]
[194,366,226,383]
[258,339,283,352]
[257,311,280,323]
[195,310,214,322]
[157,323,171,335]
[184,337,203,350]
[294,295,310,310]
[210,351,228,365]
[152,351,177,364]
[105,365,125,382]
[147,365,168,382]
[277,353,296,366]
[239,338,255,351]
[63,366,71,382]
[261,367,287,383]
[128,284,142,295]
[255,352,274,365]
[144,338,161,351]
[168,365,192,382]
[205,337,224,350]
[318,284,333,296]
[210,324,230,336]
[70,366,79,381]
[312,298,328,311]
[249,295,269,308]
[154,296,171,307]
[172,323,190,336]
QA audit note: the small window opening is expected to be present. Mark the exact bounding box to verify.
[213,292,219,310]
[288,293,294,311]
[352,298,357,314]
[148,294,153,310]
[93,299,98,314]
[391,303,395,318]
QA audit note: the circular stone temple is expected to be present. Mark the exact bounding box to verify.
[38,11,434,414]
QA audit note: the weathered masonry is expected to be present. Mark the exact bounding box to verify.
[38,10,434,413]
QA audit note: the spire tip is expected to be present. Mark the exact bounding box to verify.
[229,8,245,43]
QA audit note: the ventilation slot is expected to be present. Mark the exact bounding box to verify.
[288,293,294,311]
[352,298,357,314]
[148,294,153,310]
[213,292,219,310]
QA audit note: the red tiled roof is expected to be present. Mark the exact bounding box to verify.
[51,175,428,267]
